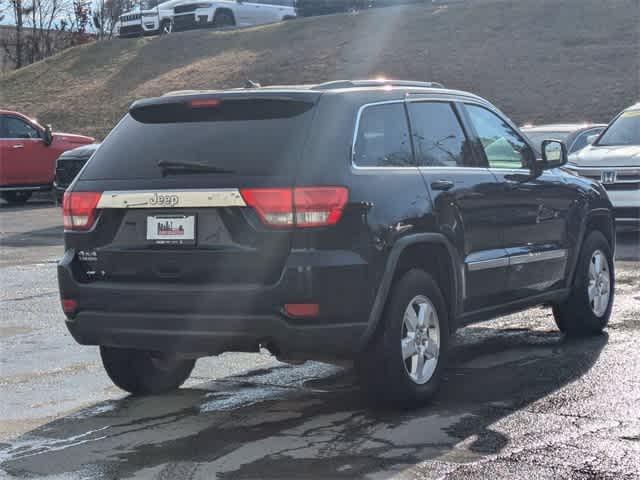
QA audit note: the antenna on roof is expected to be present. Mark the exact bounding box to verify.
[245,80,261,89]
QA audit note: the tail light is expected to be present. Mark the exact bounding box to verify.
[63,191,102,231]
[240,187,348,228]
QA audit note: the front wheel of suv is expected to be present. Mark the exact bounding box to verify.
[100,346,195,395]
[358,269,450,408]
[552,231,614,337]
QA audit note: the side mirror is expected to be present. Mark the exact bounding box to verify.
[43,124,53,146]
[586,134,599,145]
[540,139,567,170]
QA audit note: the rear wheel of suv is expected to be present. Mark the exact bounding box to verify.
[213,10,235,27]
[358,269,449,408]
[1,191,32,204]
[100,346,195,395]
[552,231,614,337]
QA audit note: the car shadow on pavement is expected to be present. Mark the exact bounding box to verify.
[0,325,607,479]
[0,226,63,248]
[0,195,55,210]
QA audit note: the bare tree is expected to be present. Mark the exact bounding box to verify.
[93,0,126,40]
[3,0,31,68]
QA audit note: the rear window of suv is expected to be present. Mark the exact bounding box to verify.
[81,98,315,180]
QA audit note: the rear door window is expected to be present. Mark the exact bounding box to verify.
[407,101,473,167]
[570,128,603,153]
[81,98,315,180]
[353,103,413,167]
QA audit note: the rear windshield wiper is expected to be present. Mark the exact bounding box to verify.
[157,160,235,174]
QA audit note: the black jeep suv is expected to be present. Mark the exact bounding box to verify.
[59,80,615,407]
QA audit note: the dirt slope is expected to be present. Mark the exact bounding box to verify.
[1,0,638,139]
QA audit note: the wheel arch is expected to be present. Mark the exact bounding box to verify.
[358,233,463,351]
[213,7,236,24]
[566,208,615,288]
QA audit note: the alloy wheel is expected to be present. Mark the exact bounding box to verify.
[401,295,440,384]
[588,249,610,317]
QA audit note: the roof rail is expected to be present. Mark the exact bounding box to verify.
[315,79,444,90]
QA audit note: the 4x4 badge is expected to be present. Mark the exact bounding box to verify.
[601,171,617,184]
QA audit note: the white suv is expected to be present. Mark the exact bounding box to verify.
[173,0,295,31]
[118,0,188,37]
[565,102,640,229]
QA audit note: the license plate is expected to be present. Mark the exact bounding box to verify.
[146,215,195,243]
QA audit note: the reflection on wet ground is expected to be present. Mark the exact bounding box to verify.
[0,324,612,479]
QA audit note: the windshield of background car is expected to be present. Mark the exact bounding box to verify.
[597,110,640,146]
[523,131,569,153]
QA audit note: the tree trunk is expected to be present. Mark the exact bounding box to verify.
[15,0,23,68]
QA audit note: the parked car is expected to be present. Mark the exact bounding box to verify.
[564,103,640,230]
[295,0,370,16]
[118,0,187,37]
[173,0,296,31]
[59,79,616,408]
[0,111,94,204]
[54,143,100,203]
[521,123,607,155]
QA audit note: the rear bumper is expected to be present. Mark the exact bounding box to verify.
[64,311,365,360]
[58,249,371,360]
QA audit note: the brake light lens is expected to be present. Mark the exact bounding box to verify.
[284,303,320,317]
[188,98,221,109]
[63,191,102,231]
[294,187,349,227]
[240,187,348,228]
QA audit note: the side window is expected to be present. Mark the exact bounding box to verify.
[570,129,601,153]
[5,117,40,139]
[466,104,531,169]
[353,103,413,167]
[408,102,473,167]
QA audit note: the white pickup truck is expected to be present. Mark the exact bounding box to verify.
[172,0,296,31]
[118,0,188,37]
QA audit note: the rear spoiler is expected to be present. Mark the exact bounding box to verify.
[129,92,320,123]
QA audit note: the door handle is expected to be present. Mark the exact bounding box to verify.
[430,180,454,191]
[12,144,24,149]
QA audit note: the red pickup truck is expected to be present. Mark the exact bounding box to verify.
[0,110,94,204]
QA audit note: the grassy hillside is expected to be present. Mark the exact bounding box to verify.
[1,0,638,140]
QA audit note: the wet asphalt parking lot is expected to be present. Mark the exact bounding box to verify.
[1,195,639,479]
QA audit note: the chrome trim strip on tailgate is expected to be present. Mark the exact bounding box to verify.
[97,189,246,209]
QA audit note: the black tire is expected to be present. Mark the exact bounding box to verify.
[552,231,614,337]
[1,191,32,204]
[357,269,450,408]
[213,10,235,27]
[160,19,172,34]
[100,346,196,395]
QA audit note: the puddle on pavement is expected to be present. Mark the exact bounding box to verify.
[0,327,607,479]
